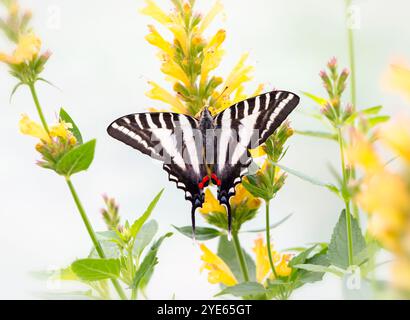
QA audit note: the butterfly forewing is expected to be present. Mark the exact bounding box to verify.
[213,91,300,215]
[107,113,207,213]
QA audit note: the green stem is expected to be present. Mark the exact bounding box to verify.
[337,128,354,266]
[265,201,278,279]
[128,248,137,300]
[66,177,127,300]
[28,82,50,134]
[345,0,360,220]
[231,232,249,282]
[345,0,357,110]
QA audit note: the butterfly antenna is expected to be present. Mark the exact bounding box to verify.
[212,86,229,106]
[227,203,232,241]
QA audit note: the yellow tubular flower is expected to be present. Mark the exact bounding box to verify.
[169,24,188,55]
[276,254,292,277]
[146,81,187,113]
[253,236,272,283]
[230,183,261,210]
[252,236,284,283]
[200,244,238,286]
[140,0,172,26]
[0,32,41,65]
[145,25,174,57]
[249,146,266,158]
[200,189,225,214]
[50,121,76,145]
[379,117,410,163]
[346,129,382,173]
[19,114,50,143]
[200,29,226,86]
[198,0,224,33]
[161,56,191,88]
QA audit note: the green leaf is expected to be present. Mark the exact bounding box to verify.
[132,232,173,290]
[301,91,328,106]
[71,258,120,281]
[293,263,344,277]
[327,210,367,269]
[133,220,159,258]
[289,245,318,268]
[173,225,222,240]
[89,231,120,258]
[130,189,164,238]
[55,139,96,176]
[368,115,390,127]
[215,282,266,297]
[217,235,256,282]
[59,108,83,144]
[9,82,24,103]
[295,130,337,141]
[360,105,383,115]
[242,213,293,233]
[273,162,339,194]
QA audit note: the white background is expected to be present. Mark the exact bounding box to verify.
[0,0,409,299]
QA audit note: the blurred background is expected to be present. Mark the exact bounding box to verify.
[1,0,410,299]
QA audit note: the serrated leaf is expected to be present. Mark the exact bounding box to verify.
[131,189,164,238]
[173,225,222,240]
[133,220,158,258]
[55,139,96,176]
[215,282,266,297]
[59,108,83,144]
[217,235,256,282]
[327,210,366,269]
[71,258,120,281]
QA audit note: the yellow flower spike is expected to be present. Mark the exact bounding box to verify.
[198,0,224,34]
[19,114,50,143]
[0,32,41,65]
[379,117,410,163]
[145,25,174,57]
[200,189,225,214]
[199,243,238,286]
[161,56,191,88]
[140,0,172,26]
[146,81,187,113]
[346,129,382,173]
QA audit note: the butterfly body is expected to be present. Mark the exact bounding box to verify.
[107,91,300,238]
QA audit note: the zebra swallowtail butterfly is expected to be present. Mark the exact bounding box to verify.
[107,90,300,238]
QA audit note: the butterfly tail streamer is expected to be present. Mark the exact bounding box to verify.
[227,203,232,241]
[191,204,196,242]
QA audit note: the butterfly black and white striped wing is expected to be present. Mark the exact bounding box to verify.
[107,113,207,221]
[213,91,300,213]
